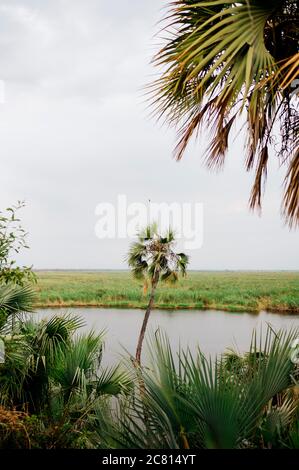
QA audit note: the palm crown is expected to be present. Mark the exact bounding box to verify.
[128,223,189,285]
[151,0,299,226]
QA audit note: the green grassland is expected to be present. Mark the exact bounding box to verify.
[34,271,299,313]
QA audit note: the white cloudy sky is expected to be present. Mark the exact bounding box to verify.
[0,0,298,270]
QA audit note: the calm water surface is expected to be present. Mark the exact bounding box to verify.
[36,308,299,365]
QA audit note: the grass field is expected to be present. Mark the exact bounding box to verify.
[34,271,299,313]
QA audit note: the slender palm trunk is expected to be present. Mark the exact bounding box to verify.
[135,273,159,366]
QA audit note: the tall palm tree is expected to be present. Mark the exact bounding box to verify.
[127,224,189,365]
[151,1,299,226]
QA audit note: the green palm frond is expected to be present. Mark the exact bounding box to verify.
[51,330,105,401]
[176,253,189,275]
[0,334,32,404]
[121,326,299,449]
[0,284,35,318]
[139,222,158,241]
[95,365,132,396]
[261,395,298,447]
[31,314,85,367]
[151,0,299,226]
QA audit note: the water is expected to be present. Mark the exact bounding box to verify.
[34,308,299,366]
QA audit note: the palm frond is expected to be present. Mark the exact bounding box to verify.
[283,148,299,227]
[0,284,35,318]
[123,326,299,449]
[51,330,105,401]
[151,0,299,226]
[96,365,132,396]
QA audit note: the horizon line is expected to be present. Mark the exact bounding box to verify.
[33,268,299,272]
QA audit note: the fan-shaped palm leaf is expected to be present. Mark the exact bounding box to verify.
[151,1,299,226]
[121,326,299,448]
[0,284,35,321]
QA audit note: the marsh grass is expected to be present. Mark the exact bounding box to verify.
[34,271,299,313]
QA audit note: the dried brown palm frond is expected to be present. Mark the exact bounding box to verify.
[283,148,299,227]
[150,0,299,226]
[0,406,31,448]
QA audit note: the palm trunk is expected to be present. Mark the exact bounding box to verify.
[135,273,159,366]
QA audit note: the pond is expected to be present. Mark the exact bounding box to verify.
[35,308,299,366]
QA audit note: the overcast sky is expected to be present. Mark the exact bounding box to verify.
[0,0,298,270]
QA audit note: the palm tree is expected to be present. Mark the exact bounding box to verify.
[151,1,299,226]
[127,224,189,365]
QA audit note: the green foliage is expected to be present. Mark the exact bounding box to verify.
[0,312,132,448]
[0,202,36,286]
[0,284,35,317]
[0,318,298,448]
[0,283,35,331]
[0,278,298,449]
[113,326,299,449]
